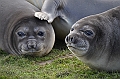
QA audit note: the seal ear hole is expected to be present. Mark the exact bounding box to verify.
[70,28,74,31]
[17,31,26,37]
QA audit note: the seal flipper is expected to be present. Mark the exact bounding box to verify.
[34,0,63,23]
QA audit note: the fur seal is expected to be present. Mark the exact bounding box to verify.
[0,0,55,56]
[65,6,120,71]
[34,0,120,40]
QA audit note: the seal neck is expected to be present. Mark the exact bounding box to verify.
[4,12,34,55]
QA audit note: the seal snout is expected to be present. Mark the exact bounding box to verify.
[27,39,37,49]
[65,35,75,43]
[65,31,90,51]
[65,33,89,56]
[65,34,80,48]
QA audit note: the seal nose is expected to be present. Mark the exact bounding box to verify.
[65,35,76,44]
[27,39,37,49]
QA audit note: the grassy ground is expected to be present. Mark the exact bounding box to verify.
[0,40,120,79]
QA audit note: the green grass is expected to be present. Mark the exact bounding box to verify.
[0,41,120,79]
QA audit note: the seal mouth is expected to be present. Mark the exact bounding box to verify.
[67,44,88,51]
[68,46,88,57]
[24,49,40,53]
[21,49,43,55]
[66,43,89,57]
[19,43,45,55]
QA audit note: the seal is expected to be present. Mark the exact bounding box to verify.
[0,0,55,56]
[65,6,120,71]
[34,0,120,40]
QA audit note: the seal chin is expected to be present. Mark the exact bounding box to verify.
[21,49,44,56]
[19,43,46,56]
[21,49,41,54]
[67,44,88,51]
[67,44,88,56]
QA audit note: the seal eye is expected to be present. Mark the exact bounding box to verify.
[71,28,74,31]
[84,30,94,36]
[37,31,44,36]
[17,31,26,37]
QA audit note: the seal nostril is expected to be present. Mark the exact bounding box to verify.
[70,37,74,42]
[27,40,37,49]
[70,37,73,42]
[65,36,69,42]
[65,35,76,43]
[30,45,35,48]
[28,44,36,49]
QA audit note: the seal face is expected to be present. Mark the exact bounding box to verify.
[65,25,95,56]
[12,18,55,56]
[65,6,120,71]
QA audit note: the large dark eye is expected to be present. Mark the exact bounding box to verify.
[71,28,74,31]
[37,31,44,36]
[17,31,26,37]
[84,30,94,36]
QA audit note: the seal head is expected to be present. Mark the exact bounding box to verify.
[5,17,55,56]
[65,24,95,56]
[65,6,120,71]
[0,0,55,56]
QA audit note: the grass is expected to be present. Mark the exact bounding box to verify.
[0,40,120,79]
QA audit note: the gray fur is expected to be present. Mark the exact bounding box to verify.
[65,6,120,71]
[0,0,55,56]
[35,0,120,40]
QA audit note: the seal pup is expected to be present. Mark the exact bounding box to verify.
[65,6,120,71]
[0,0,55,56]
[34,0,120,40]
